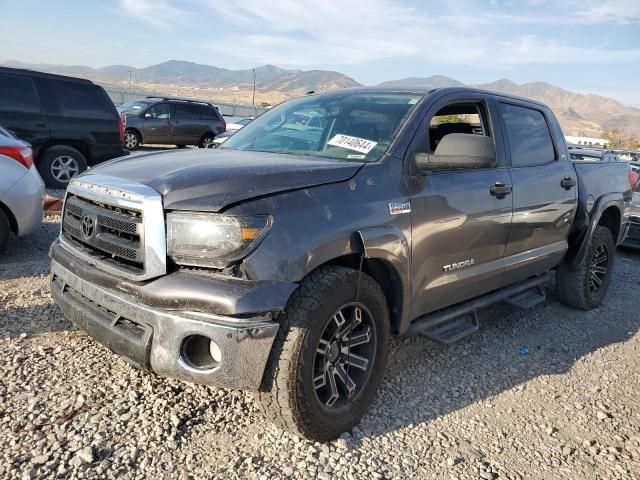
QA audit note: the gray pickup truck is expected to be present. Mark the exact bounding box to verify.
[49,87,632,441]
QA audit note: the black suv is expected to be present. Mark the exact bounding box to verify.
[118,97,226,149]
[0,67,126,188]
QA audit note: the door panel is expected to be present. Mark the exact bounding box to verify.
[0,74,49,149]
[172,104,204,145]
[503,163,576,281]
[142,103,172,144]
[410,168,513,316]
[499,102,577,282]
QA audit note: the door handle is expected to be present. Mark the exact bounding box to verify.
[561,176,576,189]
[490,182,512,198]
[166,121,173,125]
[36,122,47,127]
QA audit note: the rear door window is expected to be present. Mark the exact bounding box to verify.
[0,73,41,113]
[500,103,556,167]
[197,105,220,120]
[50,80,115,119]
[173,103,198,120]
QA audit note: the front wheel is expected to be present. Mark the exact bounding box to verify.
[123,130,140,150]
[256,266,389,441]
[556,225,615,310]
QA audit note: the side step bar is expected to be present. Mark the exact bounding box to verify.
[407,273,551,343]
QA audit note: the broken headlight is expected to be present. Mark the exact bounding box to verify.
[166,212,271,268]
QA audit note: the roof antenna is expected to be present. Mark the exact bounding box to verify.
[306,90,315,95]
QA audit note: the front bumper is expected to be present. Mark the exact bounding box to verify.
[50,258,281,390]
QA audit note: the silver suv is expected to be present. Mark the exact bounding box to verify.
[118,97,226,149]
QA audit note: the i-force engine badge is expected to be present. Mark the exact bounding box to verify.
[389,202,411,215]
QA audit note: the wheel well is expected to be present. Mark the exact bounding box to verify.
[325,254,403,333]
[597,206,621,242]
[37,141,89,164]
[0,201,18,234]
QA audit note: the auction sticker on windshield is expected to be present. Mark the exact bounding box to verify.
[327,134,377,154]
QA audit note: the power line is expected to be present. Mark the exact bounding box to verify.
[0,38,140,66]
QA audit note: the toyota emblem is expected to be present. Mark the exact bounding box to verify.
[81,215,95,239]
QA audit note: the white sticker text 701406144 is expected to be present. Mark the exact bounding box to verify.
[327,134,378,154]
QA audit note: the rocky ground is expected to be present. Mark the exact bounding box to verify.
[1,218,639,479]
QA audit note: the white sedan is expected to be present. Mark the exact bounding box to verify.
[225,117,253,132]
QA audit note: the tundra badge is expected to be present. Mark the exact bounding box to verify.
[443,259,475,272]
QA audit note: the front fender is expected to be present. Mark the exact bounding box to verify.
[358,226,412,334]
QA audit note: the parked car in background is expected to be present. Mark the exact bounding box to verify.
[0,67,126,188]
[568,148,622,162]
[118,97,226,149]
[225,117,253,132]
[622,178,640,249]
[619,151,639,162]
[0,125,44,250]
[211,131,233,147]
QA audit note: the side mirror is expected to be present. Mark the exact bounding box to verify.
[415,133,496,172]
[143,112,153,119]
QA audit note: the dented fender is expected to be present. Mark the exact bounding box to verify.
[357,225,413,334]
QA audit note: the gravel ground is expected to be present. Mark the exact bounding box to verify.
[1,218,640,480]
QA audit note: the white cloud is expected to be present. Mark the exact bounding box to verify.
[578,0,640,24]
[118,0,191,29]
[193,0,640,69]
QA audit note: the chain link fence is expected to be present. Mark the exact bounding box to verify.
[102,86,269,117]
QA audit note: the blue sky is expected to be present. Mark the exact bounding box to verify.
[1,0,639,106]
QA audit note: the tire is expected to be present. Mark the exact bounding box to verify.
[256,265,390,441]
[124,130,140,150]
[37,145,88,189]
[0,209,10,251]
[556,225,615,310]
[198,134,215,148]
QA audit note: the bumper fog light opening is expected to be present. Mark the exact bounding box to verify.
[180,335,221,371]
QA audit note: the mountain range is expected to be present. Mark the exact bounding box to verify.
[380,76,640,138]
[2,60,639,137]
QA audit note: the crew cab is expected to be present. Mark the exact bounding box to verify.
[49,87,631,441]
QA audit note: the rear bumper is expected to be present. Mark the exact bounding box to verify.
[50,255,285,390]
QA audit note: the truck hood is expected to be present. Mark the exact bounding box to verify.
[86,149,364,211]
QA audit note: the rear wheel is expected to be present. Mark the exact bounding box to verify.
[556,225,615,310]
[199,134,215,148]
[38,145,87,189]
[256,266,389,441]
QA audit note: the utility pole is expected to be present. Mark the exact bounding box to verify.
[252,68,256,110]
[127,70,133,92]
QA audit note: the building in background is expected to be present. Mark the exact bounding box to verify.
[565,135,608,148]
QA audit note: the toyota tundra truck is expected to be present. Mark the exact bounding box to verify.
[49,87,632,441]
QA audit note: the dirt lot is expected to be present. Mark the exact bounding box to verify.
[1,217,640,480]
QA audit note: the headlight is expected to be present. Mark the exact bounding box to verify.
[166,212,271,268]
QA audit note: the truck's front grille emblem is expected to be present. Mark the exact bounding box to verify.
[62,193,144,271]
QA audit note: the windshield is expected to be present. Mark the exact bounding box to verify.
[119,99,152,115]
[221,92,423,162]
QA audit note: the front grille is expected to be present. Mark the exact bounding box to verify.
[62,194,144,271]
